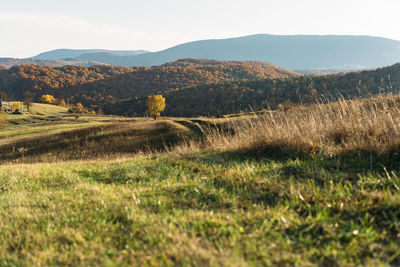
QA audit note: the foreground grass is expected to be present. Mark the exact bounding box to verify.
[0,151,399,266]
[1,96,400,265]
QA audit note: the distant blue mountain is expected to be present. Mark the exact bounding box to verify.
[8,34,400,70]
[33,49,149,60]
[98,34,400,69]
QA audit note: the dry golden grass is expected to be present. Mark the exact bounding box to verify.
[200,95,400,158]
[0,112,6,128]
[0,97,400,266]
[3,94,400,164]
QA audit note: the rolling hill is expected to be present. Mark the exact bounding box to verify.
[105,63,400,117]
[0,49,150,68]
[0,57,104,68]
[0,64,135,100]
[3,34,400,71]
[33,49,149,60]
[0,59,299,108]
[35,34,400,70]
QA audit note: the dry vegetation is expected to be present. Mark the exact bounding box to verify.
[3,95,400,164]
[0,118,190,163]
[0,97,399,265]
[200,95,400,159]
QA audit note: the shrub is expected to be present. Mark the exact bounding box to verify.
[68,103,89,114]
[39,94,55,104]
[57,99,67,107]
[12,102,21,112]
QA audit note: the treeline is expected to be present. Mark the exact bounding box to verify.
[0,59,299,110]
[2,59,400,118]
[104,63,400,117]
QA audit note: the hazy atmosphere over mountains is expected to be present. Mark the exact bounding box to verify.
[33,49,149,60]
[2,34,400,71]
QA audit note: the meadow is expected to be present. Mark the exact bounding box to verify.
[0,97,399,266]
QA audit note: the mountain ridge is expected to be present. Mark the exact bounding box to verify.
[33,49,150,60]
[111,34,400,69]
[2,34,399,71]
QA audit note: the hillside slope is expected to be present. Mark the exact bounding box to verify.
[0,59,299,107]
[0,58,104,68]
[65,34,400,69]
[33,49,149,60]
[0,64,135,99]
[107,63,400,117]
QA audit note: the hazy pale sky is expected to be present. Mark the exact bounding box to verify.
[1,0,400,58]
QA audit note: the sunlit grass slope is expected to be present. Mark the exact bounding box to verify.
[0,152,399,266]
[0,96,399,265]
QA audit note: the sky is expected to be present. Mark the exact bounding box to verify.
[1,0,400,58]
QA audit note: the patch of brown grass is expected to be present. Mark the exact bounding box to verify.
[0,112,6,128]
[201,95,400,157]
[0,120,190,163]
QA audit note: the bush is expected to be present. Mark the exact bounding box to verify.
[57,99,67,107]
[68,103,89,114]
[12,102,21,112]
[39,94,55,104]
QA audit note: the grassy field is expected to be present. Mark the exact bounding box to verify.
[0,100,399,265]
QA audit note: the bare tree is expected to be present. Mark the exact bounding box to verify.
[23,92,34,113]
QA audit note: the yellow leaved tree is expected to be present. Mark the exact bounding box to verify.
[12,102,21,112]
[146,95,166,120]
[39,94,55,104]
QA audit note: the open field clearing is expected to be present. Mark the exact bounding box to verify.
[0,97,399,265]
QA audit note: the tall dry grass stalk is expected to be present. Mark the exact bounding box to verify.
[202,95,400,156]
[0,112,6,128]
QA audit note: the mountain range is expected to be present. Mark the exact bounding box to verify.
[1,34,400,71]
[0,49,149,68]
[33,49,149,60]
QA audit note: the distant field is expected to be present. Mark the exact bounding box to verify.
[0,99,399,265]
[2,101,68,116]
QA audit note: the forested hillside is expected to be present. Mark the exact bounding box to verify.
[105,63,400,117]
[0,59,299,105]
[2,60,400,118]
[0,64,135,99]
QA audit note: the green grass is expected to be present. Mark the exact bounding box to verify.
[2,102,69,116]
[0,118,100,140]
[1,99,400,265]
[0,152,399,266]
